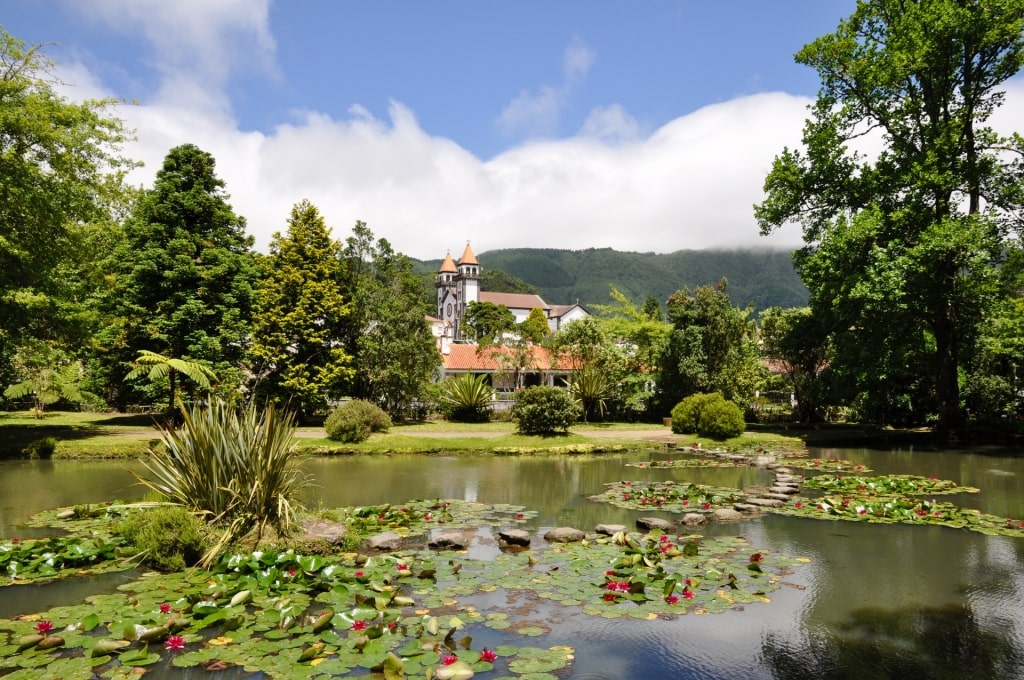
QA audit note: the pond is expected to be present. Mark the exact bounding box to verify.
[3,444,1024,679]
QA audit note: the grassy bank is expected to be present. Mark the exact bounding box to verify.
[0,410,805,459]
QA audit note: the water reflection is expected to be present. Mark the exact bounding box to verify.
[4,446,1024,678]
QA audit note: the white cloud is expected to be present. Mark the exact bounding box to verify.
[106,89,810,259]
[497,39,596,139]
[66,0,275,117]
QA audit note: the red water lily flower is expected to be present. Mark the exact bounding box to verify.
[352,620,367,631]
[159,603,172,614]
[34,620,54,634]
[165,635,185,651]
[702,502,711,510]
[396,563,408,571]
[683,590,695,599]
[515,513,524,519]
[603,593,617,601]
[682,500,690,506]
[480,648,498,663]
[442,653,458,665]
[387,621,397,630]
[794,501,803,509]
[10,538,18,543]
[355,570,365,578]
[424,513,432,521]
[659,535,669,543]
[916,509,927,516]
[750,553,763,562]
[665,594,680,604]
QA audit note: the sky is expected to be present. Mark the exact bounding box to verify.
[4,1,1023,260]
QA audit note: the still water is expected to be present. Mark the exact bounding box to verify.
[3,445,1024,679]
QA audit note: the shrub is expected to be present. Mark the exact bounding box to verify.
[438,374,494,422]
[115,505,205,572]
[324,399,392,443]
[670,393,719,434]
[135,399,307,565]
[671,392,746,439]
[24,436,57,459]
[511,386,580,435]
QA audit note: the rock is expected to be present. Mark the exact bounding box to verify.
[774,467,794,475]
[733,503,761,513]
[544,527,585,543]
[770,485,800,495]
[296,519,348,544]
[681,513,707,526]
[636,517,675,532]
[745,497,785,508]
[498,529,531,546]
[595,523,627,536]
[367,531,402,551]
[712,508,745,522]
[763,493,793,501]
[429,530,471,550]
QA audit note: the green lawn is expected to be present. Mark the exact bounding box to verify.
[0,410,804,459]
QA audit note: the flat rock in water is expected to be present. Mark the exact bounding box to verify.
[367,531,402,551]
[595,523,627,536]
[429,530,471,550]
[681,513,707,526]
[498,529,531,546]
[297,519,348,544]
[733,503,761,513]
[636,517,675,532]
[712,508,745,522]
[544,527,586,543]
[764,492,794,501]
[770,486,800,495]
[745,497,785,508]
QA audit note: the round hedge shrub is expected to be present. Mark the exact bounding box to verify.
[671,392,746,440]
[325,400,392,443]
[511,386,580,435]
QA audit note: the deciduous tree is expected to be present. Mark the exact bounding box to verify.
[755,0,1024,427]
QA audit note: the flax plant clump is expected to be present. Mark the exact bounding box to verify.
[134,399,308,565]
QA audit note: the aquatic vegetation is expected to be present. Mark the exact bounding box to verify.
[590,481,745,512]
[801,474,979,496]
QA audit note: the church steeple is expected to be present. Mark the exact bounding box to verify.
[458,242,478,267]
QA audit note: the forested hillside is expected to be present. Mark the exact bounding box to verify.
[415,248,807,311]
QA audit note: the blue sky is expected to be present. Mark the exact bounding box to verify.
[5,1,1022,259]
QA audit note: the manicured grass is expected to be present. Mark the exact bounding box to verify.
[0,410,806,459]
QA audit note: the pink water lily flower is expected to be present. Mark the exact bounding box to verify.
[442,653,458,665]
[34,620,54,634]
[159,603,172,614]
[480,648,498,663]
[165,635,186,651]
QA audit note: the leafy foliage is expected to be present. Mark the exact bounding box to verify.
[134,399,307,564]
[658,281,763,412]
[511,386,580,435]
[437,373,494,422]
[324,399,393,443]
[463,300,515,343]
[519,307,551,343]
[3,342,98,417]
[115,505,206,572]
[249,200,353,417]
[755,0,1024,427]
[0,28,133,383]
[340,222,439,419]
[100,144,258,413]
[671,392,746,440]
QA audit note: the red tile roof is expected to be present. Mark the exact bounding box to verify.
[459,243,478,266]
[442,343,574,371]
[438,251,457,273]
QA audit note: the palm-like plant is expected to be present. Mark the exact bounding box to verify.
[438,373,494,422]
[570,366,612,423]
[3,361,97,418]
[134,398,307,566]
[124,350,217,414]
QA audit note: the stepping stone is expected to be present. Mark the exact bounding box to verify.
[429,530,471,549]
[681,513,707,526]
[544,527,585,543]
[775,467,794,475]
[770,486,800,495]
[733,503,761,513]
[764,493,793,501]
[367,531,402,551]
[745,497,785,507]
[712,508,745,522]
[297,519,348,544]
[636,517,675,532]
[497,529,531,546]
[595,523,627,536]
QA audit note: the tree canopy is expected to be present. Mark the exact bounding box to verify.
[755,0,1024,427]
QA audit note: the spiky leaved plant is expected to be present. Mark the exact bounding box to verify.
[438,373,494,422]
[134,398,307,565]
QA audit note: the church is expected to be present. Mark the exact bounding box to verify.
[432,243,588,390]
[434,243,588,342]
